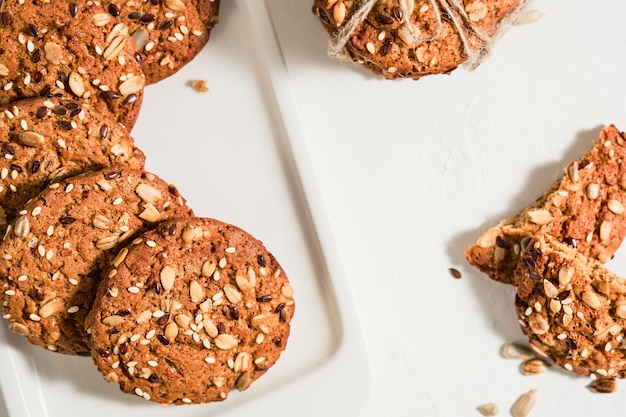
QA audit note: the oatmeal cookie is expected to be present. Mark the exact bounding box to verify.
[0,166,192,354]
[0,96,145,236]
[100,0,220,84]
[313,0,524,79]
[514,232,626,379]
[88,217,295,404]
[0,0,145,128]
[466,125,626,285]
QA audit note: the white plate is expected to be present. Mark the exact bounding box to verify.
[0,1,372,416]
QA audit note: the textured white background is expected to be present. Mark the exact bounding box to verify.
[267,0,626,416]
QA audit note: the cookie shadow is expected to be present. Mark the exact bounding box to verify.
[448,125,605,344]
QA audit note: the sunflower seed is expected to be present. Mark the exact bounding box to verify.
[477,403,498,416]
[165,0,185,11]
[224,284,242,304]
[38,299,63,318]
[9,322,30,336]
[19,131,45,148]
[203,318,218,338]
[502,342,535,360]
[160,266,175,291]
[214,333,238,350]
[164,322,178,341]
[102,315,125,326]
[511,389,537,417]
[333,1,346,25]
[189,280,204,303]
[68,71,85,97]
[528,209,553,225]
[118,74,144,96]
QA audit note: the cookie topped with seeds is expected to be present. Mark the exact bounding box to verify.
[313,0,525,79]
[88,217,294,405]
[465,125,626,285]
[0,96,145,236]
[514,232,626,380]
[100,0,220,84]
[0,166,192,355]
[0,0,145,128]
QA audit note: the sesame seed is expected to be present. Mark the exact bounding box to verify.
[64,183,73,193]
[205,356,215,363]
[31,206,42,216]
[146,240,157,247]
[112,197,123,205]
[128,286,140,293]
[29,313,41,321]
[69,278,79,285]
[148,360,158,367]
[68,306,79,313]
[225,247,236,254]
[4,290,15,296]
[182,398,191,404]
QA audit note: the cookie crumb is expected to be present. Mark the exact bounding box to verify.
[188,79,210,93]
[448,267,462,279]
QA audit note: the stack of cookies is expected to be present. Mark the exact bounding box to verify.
[0,0,296,406]
[466,125,626,387]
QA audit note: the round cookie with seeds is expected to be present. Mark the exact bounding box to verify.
[0,0,145,128]
[0,166,192,355]
[514,232,626,380]
[0,96,145,236]
[88,217,295,405]
[100,0,220,84]
[313,0,524,79]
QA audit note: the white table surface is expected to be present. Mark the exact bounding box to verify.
[4,1,626,416]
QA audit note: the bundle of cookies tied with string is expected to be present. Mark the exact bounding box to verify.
[313,0,541,79]
[466,125,626,393]
[0,0,297,406]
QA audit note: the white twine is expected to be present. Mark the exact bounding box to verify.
[328,0,530,71]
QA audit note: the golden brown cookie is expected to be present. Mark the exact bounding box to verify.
[466,125,626,285]
[100,0,220,84]
[313,0,525,79]
[514,232,626,380]
[0,96,145,236]
[0,0,145,128]
[0,166,192,355]
[88,217,295,404]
